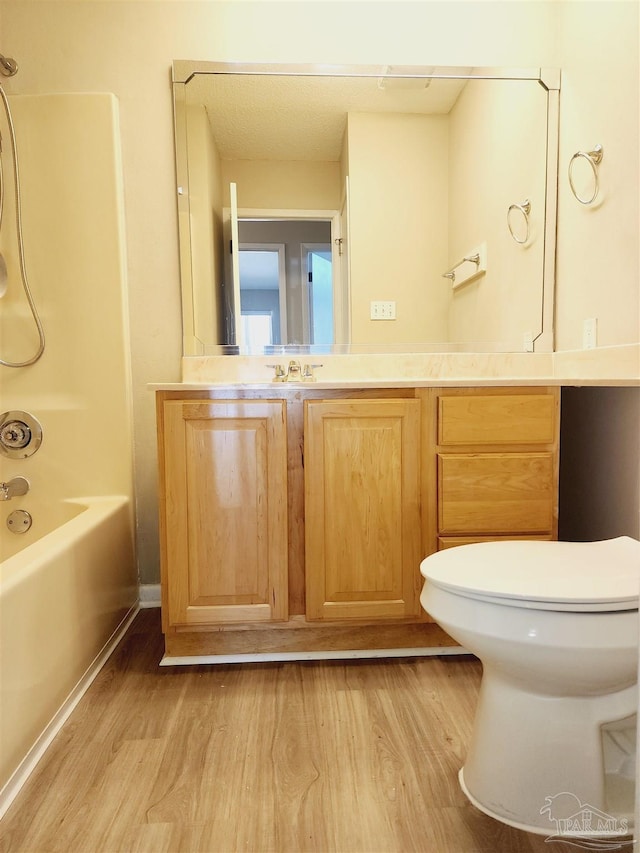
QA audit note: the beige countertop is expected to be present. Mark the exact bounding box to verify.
[150,344,639,390]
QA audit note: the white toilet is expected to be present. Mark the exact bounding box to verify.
[420,536,640,837]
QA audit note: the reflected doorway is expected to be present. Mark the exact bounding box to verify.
[238,243,287,348]
[236,216,337,347]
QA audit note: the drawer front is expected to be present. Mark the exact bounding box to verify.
[438,394,556,446]
[437,534,553,550]
[438,452,555,534]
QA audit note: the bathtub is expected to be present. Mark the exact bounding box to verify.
[0,495,138,816]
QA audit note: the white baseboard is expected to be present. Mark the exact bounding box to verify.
[139,583,161,609]
[161,646,471,666]
[0,603,139,821]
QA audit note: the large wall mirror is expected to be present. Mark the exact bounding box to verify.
[173,62,559,355]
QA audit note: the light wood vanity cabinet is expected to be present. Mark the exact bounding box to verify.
[156,385,559,659]
[159,399,288,630]
[304,398,422,622]
[433,389,559,549]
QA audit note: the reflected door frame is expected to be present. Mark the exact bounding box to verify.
[230,208,344,347]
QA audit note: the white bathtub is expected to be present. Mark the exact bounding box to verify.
[0,495,138,815]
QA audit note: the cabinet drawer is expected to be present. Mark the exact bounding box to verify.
[438,452,555,534]
[438,394,556,446]
[438,534,553,550]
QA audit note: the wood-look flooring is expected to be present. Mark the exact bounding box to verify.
[0,610,580,853]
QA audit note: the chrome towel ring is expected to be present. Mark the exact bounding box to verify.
[568,144,603,205]
[507,199,531,244]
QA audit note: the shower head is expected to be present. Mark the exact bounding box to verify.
[0,55,18,77]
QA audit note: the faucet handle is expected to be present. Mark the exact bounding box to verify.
[266,363,286,382]
[302,363,324,381]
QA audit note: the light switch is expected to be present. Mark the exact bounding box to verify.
[370,301,396,320]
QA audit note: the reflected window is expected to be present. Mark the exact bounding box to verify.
[241,312,273,349]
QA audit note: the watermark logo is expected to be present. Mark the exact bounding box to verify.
[540,792,632,849]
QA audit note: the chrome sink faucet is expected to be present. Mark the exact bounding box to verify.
[286,360,302,381]
[266,360,324,382]
[0,476,30,501]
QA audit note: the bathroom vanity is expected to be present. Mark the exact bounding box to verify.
[155,383,560,661]
[158,60,563,662]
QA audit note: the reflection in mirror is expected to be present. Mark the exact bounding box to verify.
[173,63,559,356]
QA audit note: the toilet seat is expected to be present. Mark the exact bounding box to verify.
[421,536,640,612]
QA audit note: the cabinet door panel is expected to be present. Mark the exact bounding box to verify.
[163,400,288,626]
[438,452,555,534]
[305,399,422,621]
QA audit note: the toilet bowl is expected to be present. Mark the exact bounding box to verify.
[420,536,640,838]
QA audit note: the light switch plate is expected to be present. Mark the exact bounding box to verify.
[370,301,396,320]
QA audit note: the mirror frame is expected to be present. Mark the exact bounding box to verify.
[172,61,560,355]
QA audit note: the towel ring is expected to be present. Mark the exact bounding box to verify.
[568,144,603,205]
[507,199,531,244]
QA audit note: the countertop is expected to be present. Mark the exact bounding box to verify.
[150,345,639,390]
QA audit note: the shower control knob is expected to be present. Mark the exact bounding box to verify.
[1,420,31,448]
[0,411,43,458]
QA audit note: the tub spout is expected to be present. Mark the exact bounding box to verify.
[0,475,30,500]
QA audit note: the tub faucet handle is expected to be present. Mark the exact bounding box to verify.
[0,475,30,500]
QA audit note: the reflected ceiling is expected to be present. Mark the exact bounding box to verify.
[186,71,470,161]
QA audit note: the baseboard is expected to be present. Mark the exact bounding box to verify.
[161,645,471,666]
[139,583,161,609]
[0,603,139,821]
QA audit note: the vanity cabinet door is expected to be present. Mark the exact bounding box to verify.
[160,399,288,628]
[304,398,422,621]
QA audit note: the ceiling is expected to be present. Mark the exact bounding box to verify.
[185,71,469,162]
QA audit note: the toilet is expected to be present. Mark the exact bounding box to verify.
[420,536,640,837]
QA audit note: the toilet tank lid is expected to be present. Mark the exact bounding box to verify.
[420,537,640,609]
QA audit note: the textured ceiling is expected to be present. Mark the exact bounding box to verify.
[186,73,469,162]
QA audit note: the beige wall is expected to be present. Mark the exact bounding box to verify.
[554,1,639,349]
[222,160,341,211]
[0,1,636,585]
[346,111,449,344]
[184,102,224,352]
[448,79,548,347]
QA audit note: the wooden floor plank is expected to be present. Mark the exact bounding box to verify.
[0,609,582,853]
